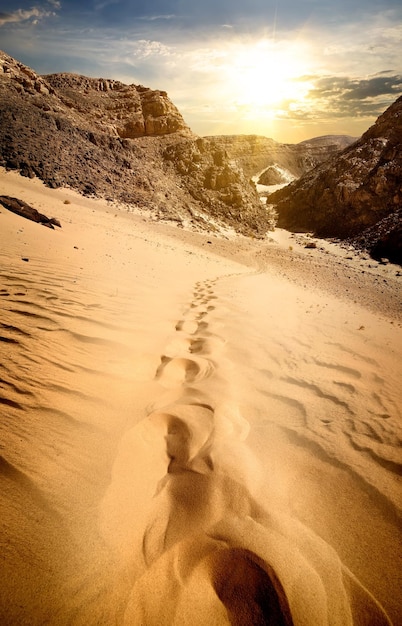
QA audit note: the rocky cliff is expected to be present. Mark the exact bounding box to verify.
[0,51,271,237]
[43,72,190,139]
[205,134,356,182]
[270,96,402,262]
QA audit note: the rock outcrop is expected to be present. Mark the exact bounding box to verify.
[162,137,273,234]
[257,166,290,186]
[0,195,61,228]
[0,51,271,237]
[43,72,189,139]
[347,209,402,265]
[269,96,402,261]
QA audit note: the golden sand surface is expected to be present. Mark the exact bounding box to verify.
[0,169,401,625]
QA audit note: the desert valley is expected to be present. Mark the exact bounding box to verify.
[0,50,401,626]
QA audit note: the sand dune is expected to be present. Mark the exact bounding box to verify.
[0,168,401,625]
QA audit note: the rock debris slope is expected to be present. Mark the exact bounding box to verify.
[0,50,270,237]
[270,96,402,263]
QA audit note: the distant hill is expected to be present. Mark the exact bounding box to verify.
[298,135,358,150]
[270,96,402,263]
[0,51,271,237]
[204,134,357,184]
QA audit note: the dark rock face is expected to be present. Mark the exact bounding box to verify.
[347,209,402,265]
[0,51,271,237]
[0,195,61,228]
[269,96,402,261]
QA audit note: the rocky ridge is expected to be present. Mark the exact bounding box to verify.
[0,51,271,237]
[205,134,357,183]
[43,72,190,139]
[270,96,402,263]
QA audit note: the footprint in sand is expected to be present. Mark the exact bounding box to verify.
[155,355,215,386]
[156,280,226,387]
[102,275,396,626]
[209,547,294,626]
[175,319,199,334]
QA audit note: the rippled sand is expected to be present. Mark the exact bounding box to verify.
[0,169,401,625]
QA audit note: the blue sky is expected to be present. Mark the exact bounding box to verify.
[1,0,401,141]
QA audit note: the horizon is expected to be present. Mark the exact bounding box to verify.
[1,1,401,143]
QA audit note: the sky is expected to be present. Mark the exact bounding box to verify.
[1,0,401,143]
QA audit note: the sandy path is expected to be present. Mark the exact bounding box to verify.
[0,169,401,625]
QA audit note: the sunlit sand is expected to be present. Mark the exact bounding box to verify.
[0,168,400,625]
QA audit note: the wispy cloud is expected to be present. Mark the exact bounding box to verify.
[139,15,177,22]
[94,1,120,11]
[0,2,60,28]
[128,39,173,61]
[0,8,47,27]
[318,15,402,76]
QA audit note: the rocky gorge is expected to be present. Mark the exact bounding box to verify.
[0,50,401,263]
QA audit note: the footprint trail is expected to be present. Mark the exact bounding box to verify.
[101,276,393,626]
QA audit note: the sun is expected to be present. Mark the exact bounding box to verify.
[225,39,312,113]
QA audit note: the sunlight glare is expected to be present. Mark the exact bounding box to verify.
[226,40,313,113]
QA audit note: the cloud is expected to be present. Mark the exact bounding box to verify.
[139,15,177,22]
[0,8,46,27]
[306,73,402,115]
[339,75,402,100]
[0,2,59,27]
[267,72,401,124]
[94,0,121,12]
[127,39,174,60]
[318,15,402,77]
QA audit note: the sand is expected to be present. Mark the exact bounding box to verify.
[0,168,401,625]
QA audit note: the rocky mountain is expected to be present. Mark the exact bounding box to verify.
[0,51,271,237]
[43,72,189,139]
[205,134,357,183]
[270,96,402,263]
